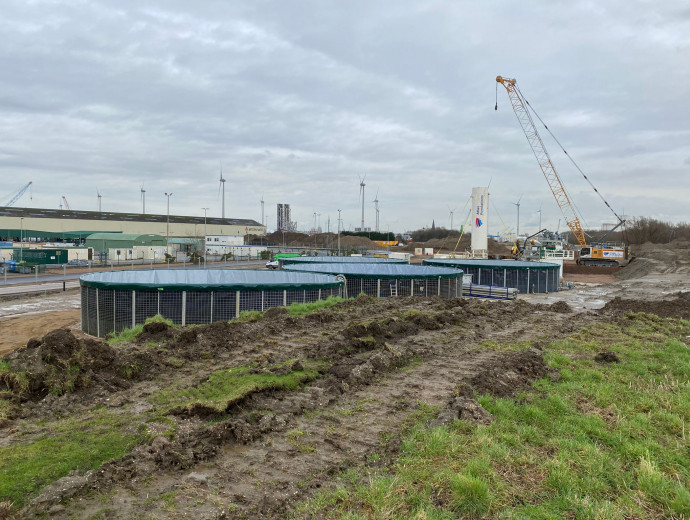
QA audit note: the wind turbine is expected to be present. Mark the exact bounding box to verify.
[97,190,102,212]
[372,189,380,232]
[219,161,226,219]
[448,206,457,230]
[512,193,523,238]
[358,175,366,231]
[140,184,146,214]
[536,204,542,233]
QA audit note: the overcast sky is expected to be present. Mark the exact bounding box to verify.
[1,1,688,235]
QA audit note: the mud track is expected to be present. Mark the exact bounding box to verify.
[0,294,600,520]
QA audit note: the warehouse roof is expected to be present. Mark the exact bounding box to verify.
[0,206,261,227]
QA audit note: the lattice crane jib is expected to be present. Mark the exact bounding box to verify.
[5,181,32,207]
[496,76,587,247]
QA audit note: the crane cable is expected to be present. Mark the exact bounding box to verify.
[451,202,473,255]
[508,83,591,231]
[490,198,512,238]
[514,84,624,226]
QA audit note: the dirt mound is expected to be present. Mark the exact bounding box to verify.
[615,257,657,280]
[400,237,511,256]
[594,351,620,363]
[136,321,174,342]
[601,292,690,319]
[548,301,572,313]
[2,330,124,396]
[431,383,495,427]
[463,348,552,398]
[564,264,621,276]
[339,235,377,248]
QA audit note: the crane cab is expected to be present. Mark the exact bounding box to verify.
[578,245,628,266]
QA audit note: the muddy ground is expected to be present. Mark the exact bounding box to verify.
[0,244,688,519]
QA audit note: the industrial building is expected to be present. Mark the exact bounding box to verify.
[277,203,296,231]
[0,206,265,242]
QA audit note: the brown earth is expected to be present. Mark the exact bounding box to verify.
[1,243,689,519]
[0,309,81,357]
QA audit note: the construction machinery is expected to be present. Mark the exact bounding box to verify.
[496,76,628,266]
[4,181,32,207]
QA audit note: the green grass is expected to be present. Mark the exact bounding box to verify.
[236,310,263,322]
[0,409,146,507]
[151,360,325,414]
[287,296,345,316]
[297,313,690,519]
[107,314,175,345]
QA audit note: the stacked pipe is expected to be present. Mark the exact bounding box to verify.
[463,284,518,300]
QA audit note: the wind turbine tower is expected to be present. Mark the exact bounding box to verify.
[373,190,380,232]
[512,193,523,238]
[359,176,366,231]
[219,162,226,219]
[448,206,457,230]
[140,185,146,214]
[97,191,102,212]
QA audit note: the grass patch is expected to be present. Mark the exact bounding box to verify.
[236,310,263,323]
[287,296,345,316]
[151,359,324,414]
[0,409,146,507]
[107,314,175,345]
[298,314,690,519]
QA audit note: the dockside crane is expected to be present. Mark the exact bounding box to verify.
[495,76,628,266]
[4,181,32,207]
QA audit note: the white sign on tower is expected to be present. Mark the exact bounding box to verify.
[471,187,489,255]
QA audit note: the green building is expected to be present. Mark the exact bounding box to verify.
[85,233,167,252]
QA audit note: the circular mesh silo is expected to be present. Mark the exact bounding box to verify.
[282,263,462,299]
[422,259,560,293]
[80,269,344,337]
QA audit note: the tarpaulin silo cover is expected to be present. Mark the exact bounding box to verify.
[422,259,559,270]
[282,263,462,279]
[80,269,344,291]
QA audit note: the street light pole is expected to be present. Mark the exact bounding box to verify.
[165,192,173,258]
[202,207,209,267]
[337,209,341,256]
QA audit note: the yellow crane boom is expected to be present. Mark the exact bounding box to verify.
[496,76,587,247]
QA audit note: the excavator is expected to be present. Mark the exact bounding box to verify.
[496,76,628,266]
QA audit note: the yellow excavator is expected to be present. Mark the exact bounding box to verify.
[496,76,628,266]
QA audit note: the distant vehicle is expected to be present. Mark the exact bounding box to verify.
[265,260,280,269]
[68,259,89,266]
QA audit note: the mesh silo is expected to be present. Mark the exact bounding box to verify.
[80,269,344,337]
[422,259,560,293]
[282,263,462,299]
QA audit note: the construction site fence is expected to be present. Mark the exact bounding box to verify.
[81,285,344,338]
[461,266,559,294]
[339,276,462,300]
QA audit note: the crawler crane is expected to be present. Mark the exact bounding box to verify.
[495,76,627,266]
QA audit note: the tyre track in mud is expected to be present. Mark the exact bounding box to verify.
[41,298,585,520]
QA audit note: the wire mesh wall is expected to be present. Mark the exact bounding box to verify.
[454,266,559,294]
[81,285,344,337]
[340,276,461,300]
